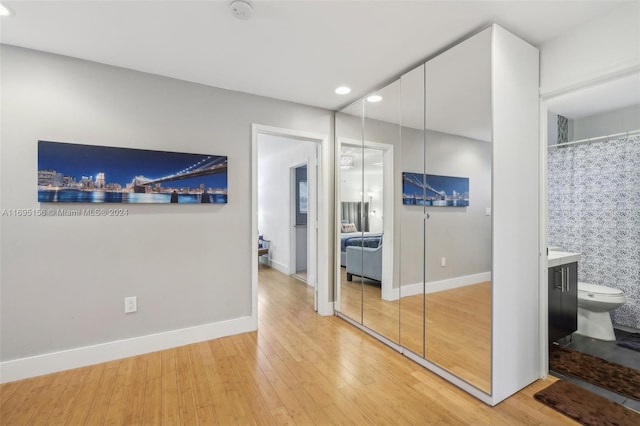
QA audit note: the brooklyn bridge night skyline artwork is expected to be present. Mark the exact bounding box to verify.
[38,140,228,204]
[402,172,469,207]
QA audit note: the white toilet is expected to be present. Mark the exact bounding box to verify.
[576,282,627,341]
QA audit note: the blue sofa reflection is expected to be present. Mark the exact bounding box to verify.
[340,233,382,266]
[345,236,382,283]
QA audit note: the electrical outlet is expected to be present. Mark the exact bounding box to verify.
[124,296,137,313]
[441,257,447,267]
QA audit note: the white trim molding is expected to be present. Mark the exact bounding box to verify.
[0,316,255,384]
[387,271,492,301]
[265,258,290,276]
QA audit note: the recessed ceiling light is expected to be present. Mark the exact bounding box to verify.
[335,86,351,95]
[0,3,12,16]
[366,95,383,103]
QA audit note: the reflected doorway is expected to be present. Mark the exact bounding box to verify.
[337,139,395,337]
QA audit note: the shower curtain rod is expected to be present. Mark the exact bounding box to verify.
[548,129,640,148]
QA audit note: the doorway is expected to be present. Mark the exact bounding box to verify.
[252,124,331,317]
[539,72,640,375]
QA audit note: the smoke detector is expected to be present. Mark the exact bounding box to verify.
[230,1,253,20]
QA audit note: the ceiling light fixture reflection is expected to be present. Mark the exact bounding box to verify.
[340,155,354,169]
[366,95,382,103]
[335,86,351,95]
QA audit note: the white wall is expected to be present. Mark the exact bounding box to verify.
[548,102,639,146]
[340,164,367,203]
[547,111,559,146]
[539,2,640,96]
[257,135,316,274]
[367,173,384,234]
[572,104,640,140]
[0,45,332,380]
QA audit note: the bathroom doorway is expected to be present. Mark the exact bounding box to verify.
[541,72,640,409]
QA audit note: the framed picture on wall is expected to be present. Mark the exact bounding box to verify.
[299,180,308,213]
[37,140,228,204]
[402,172,469,206]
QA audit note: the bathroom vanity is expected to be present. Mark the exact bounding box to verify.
[548,251,581,342]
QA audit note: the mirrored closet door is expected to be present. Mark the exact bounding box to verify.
[336,27,494,393]
[398,64,426,357]
[360,79,400,342]
[336,100,365,324]
[423,28,492,393]
[336,25,540,405]
[335,81,400,343]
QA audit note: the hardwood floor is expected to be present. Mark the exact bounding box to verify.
[339,267,491,392]
[0,265,575,425]
[425,282,492,393]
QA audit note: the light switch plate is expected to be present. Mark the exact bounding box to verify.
[124,296,137,313]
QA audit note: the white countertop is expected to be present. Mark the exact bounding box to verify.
[548,251,581,268]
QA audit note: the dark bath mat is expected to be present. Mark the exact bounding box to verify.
[534,380,640,426]
[617,333,640,352]
[549,345,640,401]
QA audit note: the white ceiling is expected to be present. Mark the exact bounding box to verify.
[0,1,634,112]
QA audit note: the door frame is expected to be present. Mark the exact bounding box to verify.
[537,67,640,377]
[290,161,313,285]
[252,124,332,316]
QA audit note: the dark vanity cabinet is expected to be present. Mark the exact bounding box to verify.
[548,262,578,342]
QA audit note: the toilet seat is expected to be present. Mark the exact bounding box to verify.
[578,282,624,300]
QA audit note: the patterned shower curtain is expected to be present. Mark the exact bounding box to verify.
[548,134,640,329]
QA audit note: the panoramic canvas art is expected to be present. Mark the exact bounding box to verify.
[38,141,228,204]
[402,172,469,206]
